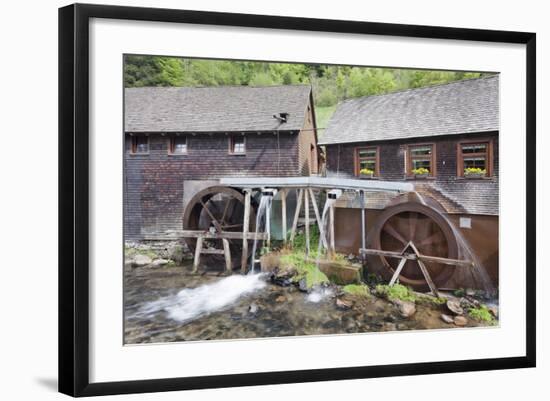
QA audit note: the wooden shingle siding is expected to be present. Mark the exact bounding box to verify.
[124,132,301,239]
[325,132,499,215]
[297,100,318,175]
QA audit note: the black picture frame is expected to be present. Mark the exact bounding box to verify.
[58,3,536,397]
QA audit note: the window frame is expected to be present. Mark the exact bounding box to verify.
[129,134,149,155]
[354,146,380,177]
[457,138,493,178]
[228,134,246,155]
[168,134,188,155]
[406,143,436,178]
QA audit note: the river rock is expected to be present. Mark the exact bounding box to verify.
[336,297,353,309]
[466,288,476,297]
[167,243,185,264]
[454,315,468,326]
[441,314,455,324]
[275,295,286,303]
[151,258,169,268]
[447,299,464,315]
[393,299,416,318]
[382,322,397,331]
[248,303,258,314]
[132,254,152,267]
[488,306,499,318]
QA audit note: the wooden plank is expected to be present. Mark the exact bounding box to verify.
[281,189,287,244]
[222,238,232,272]
[192,236,203,273]
[181,230,267,240]
[308,188,328,250]
[360,190,366,266]
[305,189,310,257]
[241,190,251,273]
[289,189,304,244]
[199,248,225,255]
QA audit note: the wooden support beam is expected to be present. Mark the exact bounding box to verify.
[389,257,408,286]
[308,188,328,250]
[304,188,310,257]
[199,248,225,255]
[192,236,203,273]
[329,203,335,259]
[241,189,251,273]
[359,248,473,267]
[360,190,366,266]
[281,189,287,244]
[289,189,304,244]
[222,238,232,273]
[417,258,440,297]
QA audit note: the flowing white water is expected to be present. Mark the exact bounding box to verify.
[306,287,334,303]
[249,194,273,273]
[134,274,267,324]
[412,191,495,295]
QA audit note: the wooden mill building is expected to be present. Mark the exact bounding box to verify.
[124,85,319,240]
[320,75,500,289]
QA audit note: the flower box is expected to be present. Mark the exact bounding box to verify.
[464,172,486,179]
[359,173,374,179]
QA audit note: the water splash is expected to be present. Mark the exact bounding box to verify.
[249,192,274,273]
[134,274,267,324]
[306,287,334,303]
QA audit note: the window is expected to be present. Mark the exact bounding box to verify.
[355,147,379,176]
[169,136,187,154]
[130,135,148,154]
[407,144,435,176]
[458,141,492,177]
[229,135,246,154]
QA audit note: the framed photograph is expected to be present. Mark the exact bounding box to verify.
[58,3,536,397]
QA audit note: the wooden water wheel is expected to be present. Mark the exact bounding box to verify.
[182,186,256,269]
[366,201,459,290]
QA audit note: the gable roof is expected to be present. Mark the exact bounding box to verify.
[125,85,312,133]
[319,75,499,145]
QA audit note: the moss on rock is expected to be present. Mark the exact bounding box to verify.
[279,252,329,290]
[342,284,371,297]
[467,304,496,323]
[375,284,417,302]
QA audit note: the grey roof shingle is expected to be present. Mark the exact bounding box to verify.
[125,85,312,133]
[319,75,499,145]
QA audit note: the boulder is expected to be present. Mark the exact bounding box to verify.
[393,300,416,318]
[454,315,468,326]
[132,254,152,267]
[167,243,185,265]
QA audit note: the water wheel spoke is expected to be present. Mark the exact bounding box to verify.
[220,197,236,226]
[408,212,418,241]
[383,223,407,245]
[222,223,243,229]
[417,232,446,247]
[199,200,223,231]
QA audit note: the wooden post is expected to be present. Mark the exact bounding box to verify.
[329,202,335,259]
[281,189,287,244]
[290,189,304,244]
[360,190,366,266]
[308,188,328,250]
[241,189,251,273]
[222,238,232,273]
[193,236,203,273]
[305,188,310,257]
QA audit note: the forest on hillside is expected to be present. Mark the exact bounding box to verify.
[124,55,491,129]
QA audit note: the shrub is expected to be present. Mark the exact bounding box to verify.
[343,284,371,297]
[467,304,495,323]
[359,168,374,175]
[464,167,486,175]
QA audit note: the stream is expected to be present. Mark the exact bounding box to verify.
[124,263,493,344]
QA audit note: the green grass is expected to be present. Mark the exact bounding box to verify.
[343,284,371,297]
[467,305,495,323]
[315,105,337,137]
[279,252,329,289]
[375,284,417,302]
